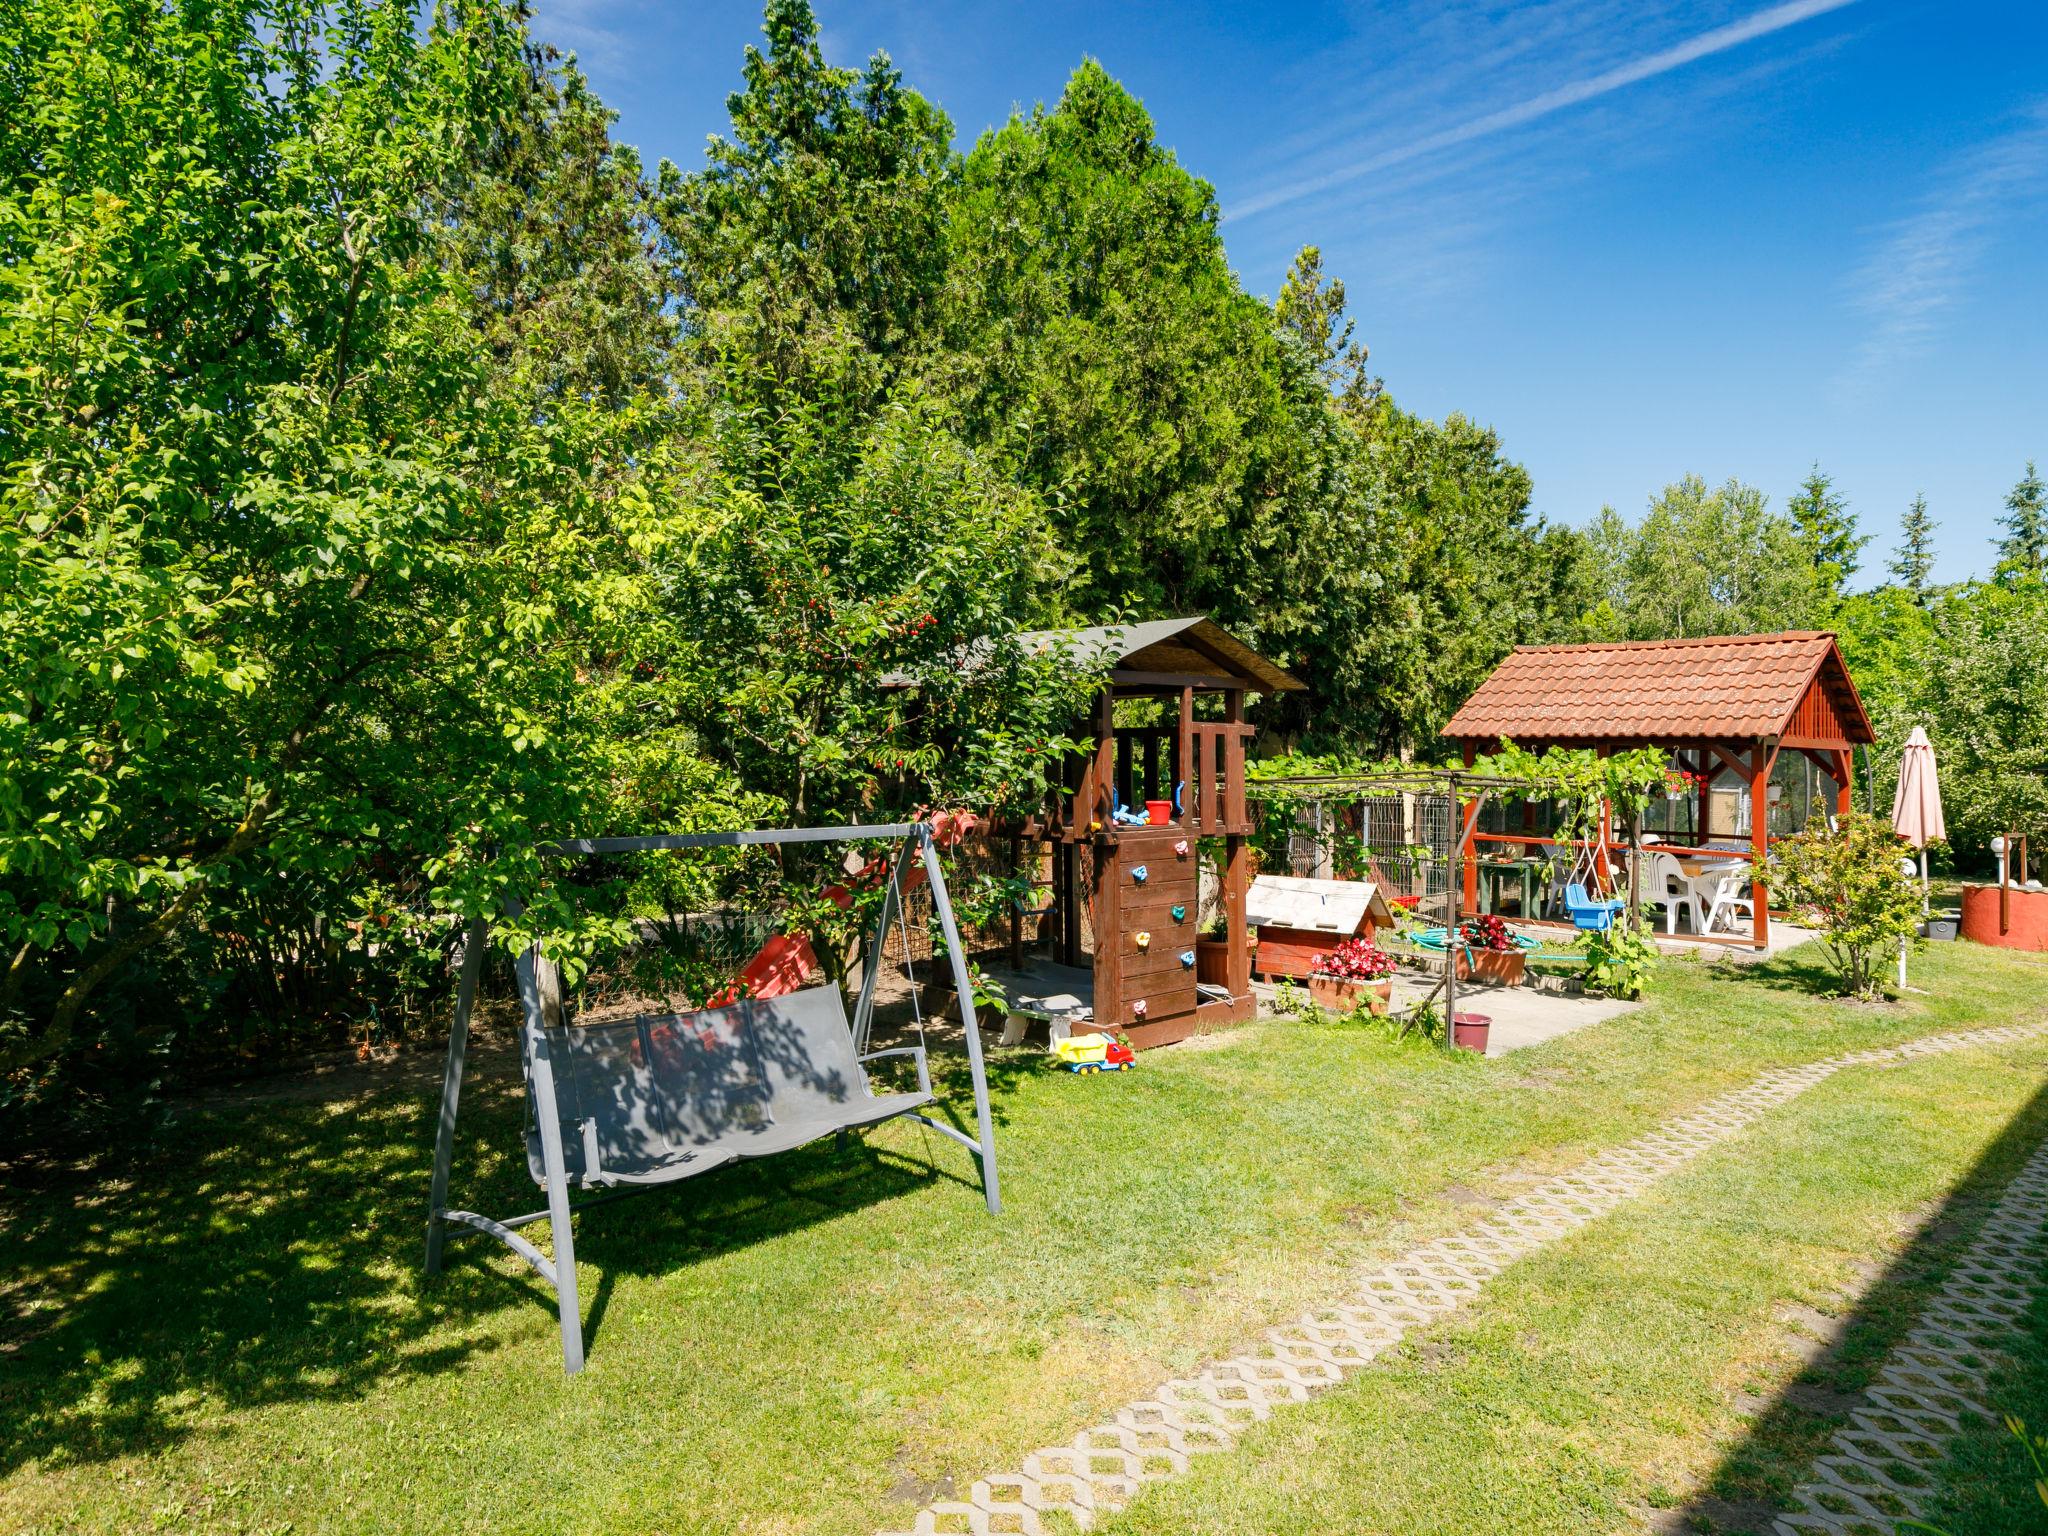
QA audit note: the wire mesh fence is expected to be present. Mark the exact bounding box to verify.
[1258,790,1461,928]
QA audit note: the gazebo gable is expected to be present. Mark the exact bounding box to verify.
[1776,641,1873,748]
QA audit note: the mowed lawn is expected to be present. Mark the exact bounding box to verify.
[3,941,2045,1536]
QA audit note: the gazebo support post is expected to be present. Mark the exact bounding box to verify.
[1749,744,1770,949]
[1692,747,1711,843]
[1595,743,1614,893]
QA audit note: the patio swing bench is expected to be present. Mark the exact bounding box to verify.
[531,988,937,1187]
[423,821,1001,1375]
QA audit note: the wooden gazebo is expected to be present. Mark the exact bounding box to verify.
[1441,631,1875,947]
[1005,617,1304,1047]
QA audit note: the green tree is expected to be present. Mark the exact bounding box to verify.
[930,61,1296,620]
[1785,463,1867,602]
[1584,476,1819,640]
[1889,492,1938,603]
[0,0,686,1084]
[439,40,685,405]
[1350,401,1555,750]
[668,388,1103,826]
[1996,461,2048,583]
[1274,245,1379,414]
[668,0,954,403]
[1915,583,2048,856]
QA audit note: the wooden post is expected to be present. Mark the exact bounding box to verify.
[1459,742,1480,914]
[1833,748,1854,822]
[1749,743,1770,949]
[1176,686,1194,829]
[1594,743,1614,893]
[1009,833,1025,970]
[1223,690,1251,1000]
[1095,840,1123,1024]
[1058,841,1082,968]
[1090,690,1115,824]
[1693,746,1711,845]
[2002,829,2012,936]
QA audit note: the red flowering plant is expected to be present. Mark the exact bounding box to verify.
[1663,767,1709,797]
[1311,936,1396,981]
[1458,914,1518,953]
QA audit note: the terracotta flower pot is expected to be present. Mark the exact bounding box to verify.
[1456,949,1526,986]
[1307,976,1392,1015]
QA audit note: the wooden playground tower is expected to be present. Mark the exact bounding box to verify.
[1002,618,1304,1049]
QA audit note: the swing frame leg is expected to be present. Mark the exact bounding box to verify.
[515,945,585,1375]
[921,827,1002,1216]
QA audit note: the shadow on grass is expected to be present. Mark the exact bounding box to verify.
[1656,1074,2048,1535]
[0,1026,1055,1477]
[1704,945,1856,1002]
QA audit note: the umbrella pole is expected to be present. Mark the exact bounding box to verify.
[1920,847,1928,915]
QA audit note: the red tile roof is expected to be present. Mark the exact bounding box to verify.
[1441,631,1874,746]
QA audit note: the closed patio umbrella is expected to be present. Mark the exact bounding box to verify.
[1891,725,1946,909]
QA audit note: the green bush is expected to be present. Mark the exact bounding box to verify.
[1762,811,1923,1000]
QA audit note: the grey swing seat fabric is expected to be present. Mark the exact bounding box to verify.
[425,820,1001,1376]
[531,987,935,1188]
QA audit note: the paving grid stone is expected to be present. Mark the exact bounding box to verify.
[1774,1130,2048,1536]
[877,1020,2048,1536]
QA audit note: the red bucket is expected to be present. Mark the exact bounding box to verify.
[1450,1012,1491,1054]
[1144,800,1172,825]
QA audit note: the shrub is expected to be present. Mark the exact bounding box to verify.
[1762,810,1923,999]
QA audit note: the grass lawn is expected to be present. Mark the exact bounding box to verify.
[3,940,2045,1536]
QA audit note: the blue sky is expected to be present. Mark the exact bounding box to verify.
[534,0,2048,586]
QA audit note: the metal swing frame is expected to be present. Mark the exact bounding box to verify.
[422,822,1001,1374]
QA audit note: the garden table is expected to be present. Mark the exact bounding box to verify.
[1477,858,1548,918]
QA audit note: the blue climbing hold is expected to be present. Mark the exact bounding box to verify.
[1132,864,1148,884]
[1170,904,1186,922]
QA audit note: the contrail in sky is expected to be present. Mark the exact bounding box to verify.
[1232,0,1858,222]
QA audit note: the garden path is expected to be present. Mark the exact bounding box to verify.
[878,1017,2048,1536]
[1773,1132,2048,1535]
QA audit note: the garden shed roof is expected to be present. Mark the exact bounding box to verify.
[1441,631,1874,748]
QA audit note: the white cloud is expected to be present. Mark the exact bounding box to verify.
[1231,0,1858,224]
[1833,104,2048,405]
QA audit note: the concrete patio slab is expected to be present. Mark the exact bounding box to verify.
[1384,975,1641,1056]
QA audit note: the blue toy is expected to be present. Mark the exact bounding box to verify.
[1107,789,1150,827]
[1564,881,1625,932]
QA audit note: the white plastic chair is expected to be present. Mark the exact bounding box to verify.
[1691,866,1754,936]
[1645,852,1698,934]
